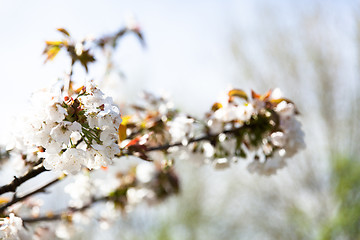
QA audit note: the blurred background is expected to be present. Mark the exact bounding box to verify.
[0,0,359,239]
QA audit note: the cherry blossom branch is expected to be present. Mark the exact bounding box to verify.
[123,125,246,159]
[147,128,242,152]
[0,178,60,213]
[0,122,246,215]
[0,126,243,197]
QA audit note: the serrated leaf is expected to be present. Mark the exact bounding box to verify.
[74,85,85,94]
[44,45,61,62]
[262,90,272,100]
[228,89,248,101]
[121,115,132,125]
[45,41,63,46]
[211,102,223,112]
[251,90,261,100]
[118,124,127,142]
[76,49,96,72]
[270,98,294,105]
[57,28,70,37]
[125,137,141,147]
[251,89,272,101]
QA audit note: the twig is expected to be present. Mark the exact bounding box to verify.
[142,126,244,152]
[16,128,245,223]
[146,135,214,152]
[0,164,47,196]
[0,127,243,196]
[0,178,60,213]
[22,196,108,223]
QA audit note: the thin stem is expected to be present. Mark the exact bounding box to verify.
[0,127,242,196]
[15,127,245,223]
[140,126,243,153]
[0,164,47,196]
[22,196,108,223]
[0,178,60,213]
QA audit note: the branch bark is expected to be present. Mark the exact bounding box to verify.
[0,178,60,213]
[0,126,244,214]
[0,164,47,196]
[140,126,244,152]
[22,196,108,223]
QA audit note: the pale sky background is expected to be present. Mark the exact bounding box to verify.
[0,0,234,145]
[0,0,354,146]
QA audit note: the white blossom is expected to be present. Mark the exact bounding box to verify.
[136,162,157,184]
[50,121,82,145]
[274,101,306,158]
[14,81,122,174]
[126,188,156,206]
[212,103,254,123]
[64,174,93,208]
[168,115,195,144]
[213,157,230,170]
[207,89,305,175]
[247,151,286,176]
[55,223,76,239]
[0,213,30,240]
[247,99,305,175]
[43,149,85,174]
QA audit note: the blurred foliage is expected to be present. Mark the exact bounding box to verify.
[319,155,360,240]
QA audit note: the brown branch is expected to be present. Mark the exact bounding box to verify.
[131,126,244,154]
[0,178,60,213]
[0,25,145,199]
[22,196,108,223]
[0,125,244,213]
[145,134,214,152]
[0,164,47,196]
[0,127,242,197]
[19,128,245,223]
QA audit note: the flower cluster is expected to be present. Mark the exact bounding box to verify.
[0,213,29,240]
[118,92,202,164]
[19,81,121,174]
[63,159,179,214]
[64,173,95,208]
[121,92,177,147]
[41,160,181,238]
[102,160,179,212]
[204,88,305,175]
[117,88,304,176]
